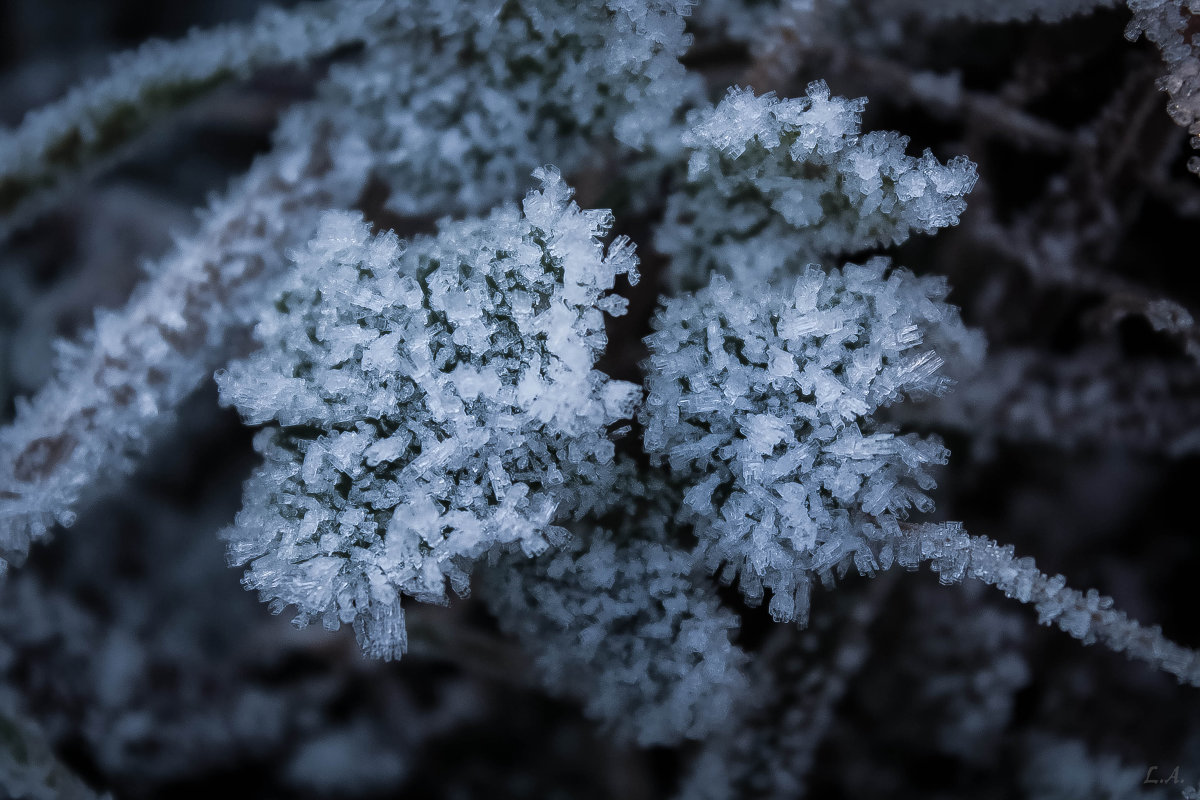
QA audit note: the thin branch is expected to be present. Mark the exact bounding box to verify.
[0,0,389,234]
[835,50,1075,152]
[898,521,1200,687]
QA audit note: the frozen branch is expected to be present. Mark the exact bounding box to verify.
[899,521,1200,687]
[0,111,354,572]
[0,0,389,233]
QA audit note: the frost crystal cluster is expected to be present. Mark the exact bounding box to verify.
[215,170,639,659]
[657,82,978,289]
[480,480,748,746]
[642,260,976,624]
[323,0,699,216]
[0,0,696,574]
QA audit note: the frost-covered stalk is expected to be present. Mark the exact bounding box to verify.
[0,108,361,572]
[0,0,391,231]
[217,171,639,659]
[901,521,1200,687]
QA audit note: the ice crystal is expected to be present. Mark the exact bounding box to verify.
[216,170,639,658]
[657,81,978,289]
[642,259,979,623]
[480,479,749,746]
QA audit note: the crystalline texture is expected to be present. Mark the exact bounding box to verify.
[217,169,639,659]
[657,82,978,289]
[478,475,749,746]
[323,0,700,217]
[641,259,979,624]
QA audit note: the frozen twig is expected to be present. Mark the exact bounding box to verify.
[0,0,389,233]
[899,522,1200,687]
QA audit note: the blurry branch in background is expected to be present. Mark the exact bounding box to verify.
[674,576,893,800]
[0,0,387,236]
[0,120,351,572]
[895,348,1200,455]
[0,702,109,800]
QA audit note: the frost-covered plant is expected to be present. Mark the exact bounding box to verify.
[0,0,692,573]
[657,82,978,289]
[0,0,392,228]
[479,476,748,746]
[642,259,977,624]
[2,0,1200,794]
[321,0,700,216]
[216,170,639,659]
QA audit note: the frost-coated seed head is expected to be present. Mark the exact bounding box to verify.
[642,259,980,623]
[657,82,978,289]
[217,169,639,659]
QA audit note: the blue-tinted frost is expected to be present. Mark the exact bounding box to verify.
[217,170,639,659]
[642,259,980,624]
[657,82,978,289]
